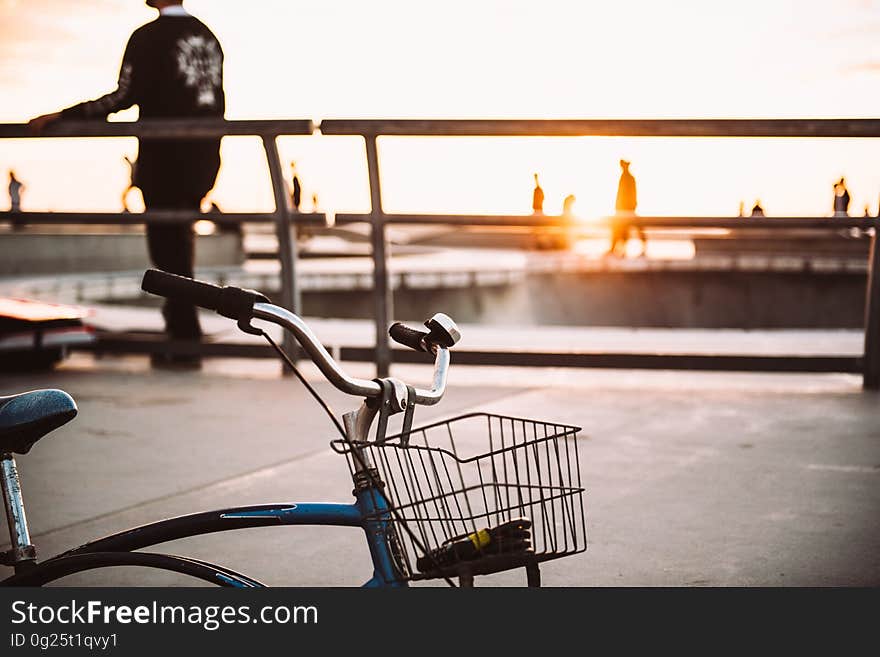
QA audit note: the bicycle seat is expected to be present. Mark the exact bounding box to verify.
[0,389,77,455]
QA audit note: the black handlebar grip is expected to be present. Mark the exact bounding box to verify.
[141,269,223,311]
[389,322,429,352]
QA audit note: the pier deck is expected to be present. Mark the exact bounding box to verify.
[1,331,877,587]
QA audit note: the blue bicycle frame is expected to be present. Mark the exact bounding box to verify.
[6,482,407,588]
[1,300,460,588]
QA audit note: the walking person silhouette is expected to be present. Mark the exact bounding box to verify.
[290,161,302,212]
[532,173,545,215]
[7,170,25,230]
[121,155,138,213]
[29,0,226,367]
[833,178,851,217]
[609,159,646,257]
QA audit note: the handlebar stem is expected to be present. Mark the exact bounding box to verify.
[344,402,379,444]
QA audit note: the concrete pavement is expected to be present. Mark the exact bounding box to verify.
[1,352,878,586]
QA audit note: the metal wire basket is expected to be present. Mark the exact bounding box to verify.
[331,412,587,581]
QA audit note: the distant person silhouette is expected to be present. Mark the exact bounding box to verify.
[609,159,646,257]
[833,178,851,217]
[7,170,25,230]
[121,155,138,213]
[562,194,576,218]
[555,194,577,250]
[532,173,544,215]
[750,200,765,217]
[8,170,24,212]
[290,161,302,212]
[29,0,225,368]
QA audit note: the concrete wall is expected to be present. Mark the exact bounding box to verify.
[299,270,868,329]
[0,232,244,275]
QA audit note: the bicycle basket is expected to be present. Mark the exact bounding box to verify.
[331,412,587,581]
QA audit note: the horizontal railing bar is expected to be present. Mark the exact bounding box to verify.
[339,348,863,373]
[0,119,314,139]
[334,213,878,230]
[4,211,873,230]
[626,216,877,230]
[73,335,862,373]
[4,118,879,140]
[5,211,871,230]
[77,336,277,358]
[319,118,880,138]
[3,212,875,230]
[0,211,329,226]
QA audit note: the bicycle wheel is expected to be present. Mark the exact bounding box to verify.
[0,552,265,587]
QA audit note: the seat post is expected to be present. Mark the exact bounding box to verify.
[1,454,36,571]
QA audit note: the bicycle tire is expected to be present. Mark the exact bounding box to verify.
[0,552,265,587]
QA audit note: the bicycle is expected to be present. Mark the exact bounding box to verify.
[1,269,586,587]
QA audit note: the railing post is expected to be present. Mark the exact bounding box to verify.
[864,219,880,389]
[262,134,301,361]
[365,135,392,378]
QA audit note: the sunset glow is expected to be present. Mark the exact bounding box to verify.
[2,0,879,217]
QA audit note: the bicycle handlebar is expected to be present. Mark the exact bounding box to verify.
[389,323,429,352]
[141,269,452,405]
[142,269,223,311]
[142,269,269,322]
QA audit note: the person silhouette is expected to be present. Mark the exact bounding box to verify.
[29,0,226,368]
[562,194,576,218]
[121,155,138,212]
[609,159,646,257]
[8,170,24,212]
[7,170,25,230]
[532,173,544,215]
[290,161,302,212]
[833,178,851,217]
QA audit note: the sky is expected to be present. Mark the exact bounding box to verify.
[1,0,879,218]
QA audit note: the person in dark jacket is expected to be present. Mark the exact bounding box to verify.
[30,0,225,366]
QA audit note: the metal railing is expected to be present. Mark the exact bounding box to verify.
[0,119,315,357]
[2,118,879,388]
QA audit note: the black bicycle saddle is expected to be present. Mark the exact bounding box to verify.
[0,389,77,455]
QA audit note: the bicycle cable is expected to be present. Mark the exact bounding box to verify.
[261,330,347,439]
[261,331,458,587]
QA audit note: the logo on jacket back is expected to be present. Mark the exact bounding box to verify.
[176,35,222,108]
